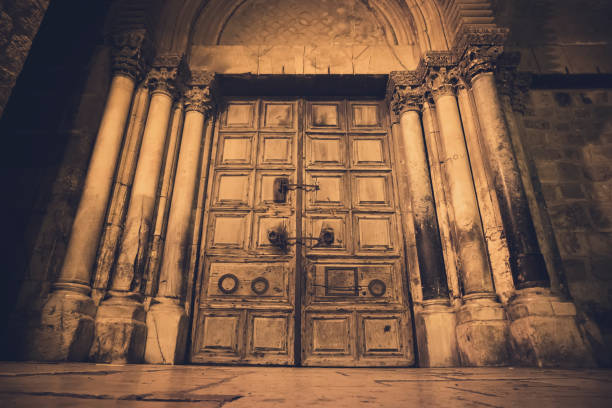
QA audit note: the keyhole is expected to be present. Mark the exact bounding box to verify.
[384,325,391,333]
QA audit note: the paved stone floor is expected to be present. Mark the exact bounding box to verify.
[0,363,611,407]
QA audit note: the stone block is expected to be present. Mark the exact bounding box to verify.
[510,315,595,367]
[456,320,512,366]
[415,302,460,367]
[257,46,304,74]
[590,257,612,281]
[190,45,258,74]
[587,204,612,229]
[89,297,146,363]
[27,290,96,361]
[508,288,596,367]
[455,296,512,366]
[144,300,188,364]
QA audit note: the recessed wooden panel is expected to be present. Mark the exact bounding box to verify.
[259,134,294,166]
[256,171,294,206]
[310,263,396,301]
[308,102,344,130]
[361,315,401,354]
[351,137,388,167]
[206,262,288,299]
[223,102,256,128]
[197,312,241,356]
[312,104,338,126]
[208,213,249,250]
[355,215,395,252]
[253,214,292,252]
[306,135,345,168]
[218,134,254,166]
[262,102,294,129]
[325,267,358,296]
[306,214,349,253]
[250,315,289,352]
[310,315,351,354]
[350,103,381,128]
[306,172,347,208]
[213,172,251,206]
[352,174,391,208]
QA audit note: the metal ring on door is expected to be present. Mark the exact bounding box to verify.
[218,274,239,294]
[251,277,269,295]
[368,279,386,297]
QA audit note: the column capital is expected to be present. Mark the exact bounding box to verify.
[426,66,462,99]
[183,71,215,114]
[111,29,153,81]
[454,27,508,84]
[145,54,185,97]
[495,52,532,114]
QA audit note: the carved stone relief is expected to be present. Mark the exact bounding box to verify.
[219,0,386,45]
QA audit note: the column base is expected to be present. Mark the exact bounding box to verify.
[456,293,512,366]
[508,288,597,367]
[144,298,188,364]
[415,299,460,367]
[89,294,146,363]
[27,288,96,361]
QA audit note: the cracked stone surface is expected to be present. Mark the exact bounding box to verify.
[0,363,610,407]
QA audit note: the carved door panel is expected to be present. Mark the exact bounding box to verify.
[191,99,298,364]
[301,100,414,366]
[191,98,414,366]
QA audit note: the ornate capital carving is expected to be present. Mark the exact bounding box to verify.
[426,67,461,98]
[495,52,532,114]
[388,71,423,116]
[458,44,505,83]
[454,27,508,83]
[184,71,215,114]
[111,29,152,81]
[145,54,184,97]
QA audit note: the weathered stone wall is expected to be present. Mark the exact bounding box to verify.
[520,88,612,346]
[493,0,612,74]
[0,0,50,118]
[0,0,112,357]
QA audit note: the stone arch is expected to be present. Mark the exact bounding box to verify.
[151,0,454,56]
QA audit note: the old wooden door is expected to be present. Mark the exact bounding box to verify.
[191,98,414,366]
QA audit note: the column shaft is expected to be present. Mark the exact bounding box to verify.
[471,72,549,288]
[434,92,493,295]
[399,109,448,300]
[157,109,205,298]
[112,90,173,292]
[58,74,135,289]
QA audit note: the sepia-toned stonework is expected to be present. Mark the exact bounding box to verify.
[1,0,611,369]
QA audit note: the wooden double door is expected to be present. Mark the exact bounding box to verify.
[190,98,414,366]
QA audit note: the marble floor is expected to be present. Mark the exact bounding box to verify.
[0,362,610,407]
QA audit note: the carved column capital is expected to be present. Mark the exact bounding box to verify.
[458,44,504,83]
[426,66,461,99]
[183,71,215,114]
[145,54,184,97]
[111,29,152,81]
[388,71,427,116]
[495,52,532,114]
[453,27,508,84]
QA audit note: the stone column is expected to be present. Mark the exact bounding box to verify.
[90,56,182,363]
[463,48,596,367]
[388,74,458,367]
[145,72,214,364]
[428,66,511,366]
[29,30,149,361]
